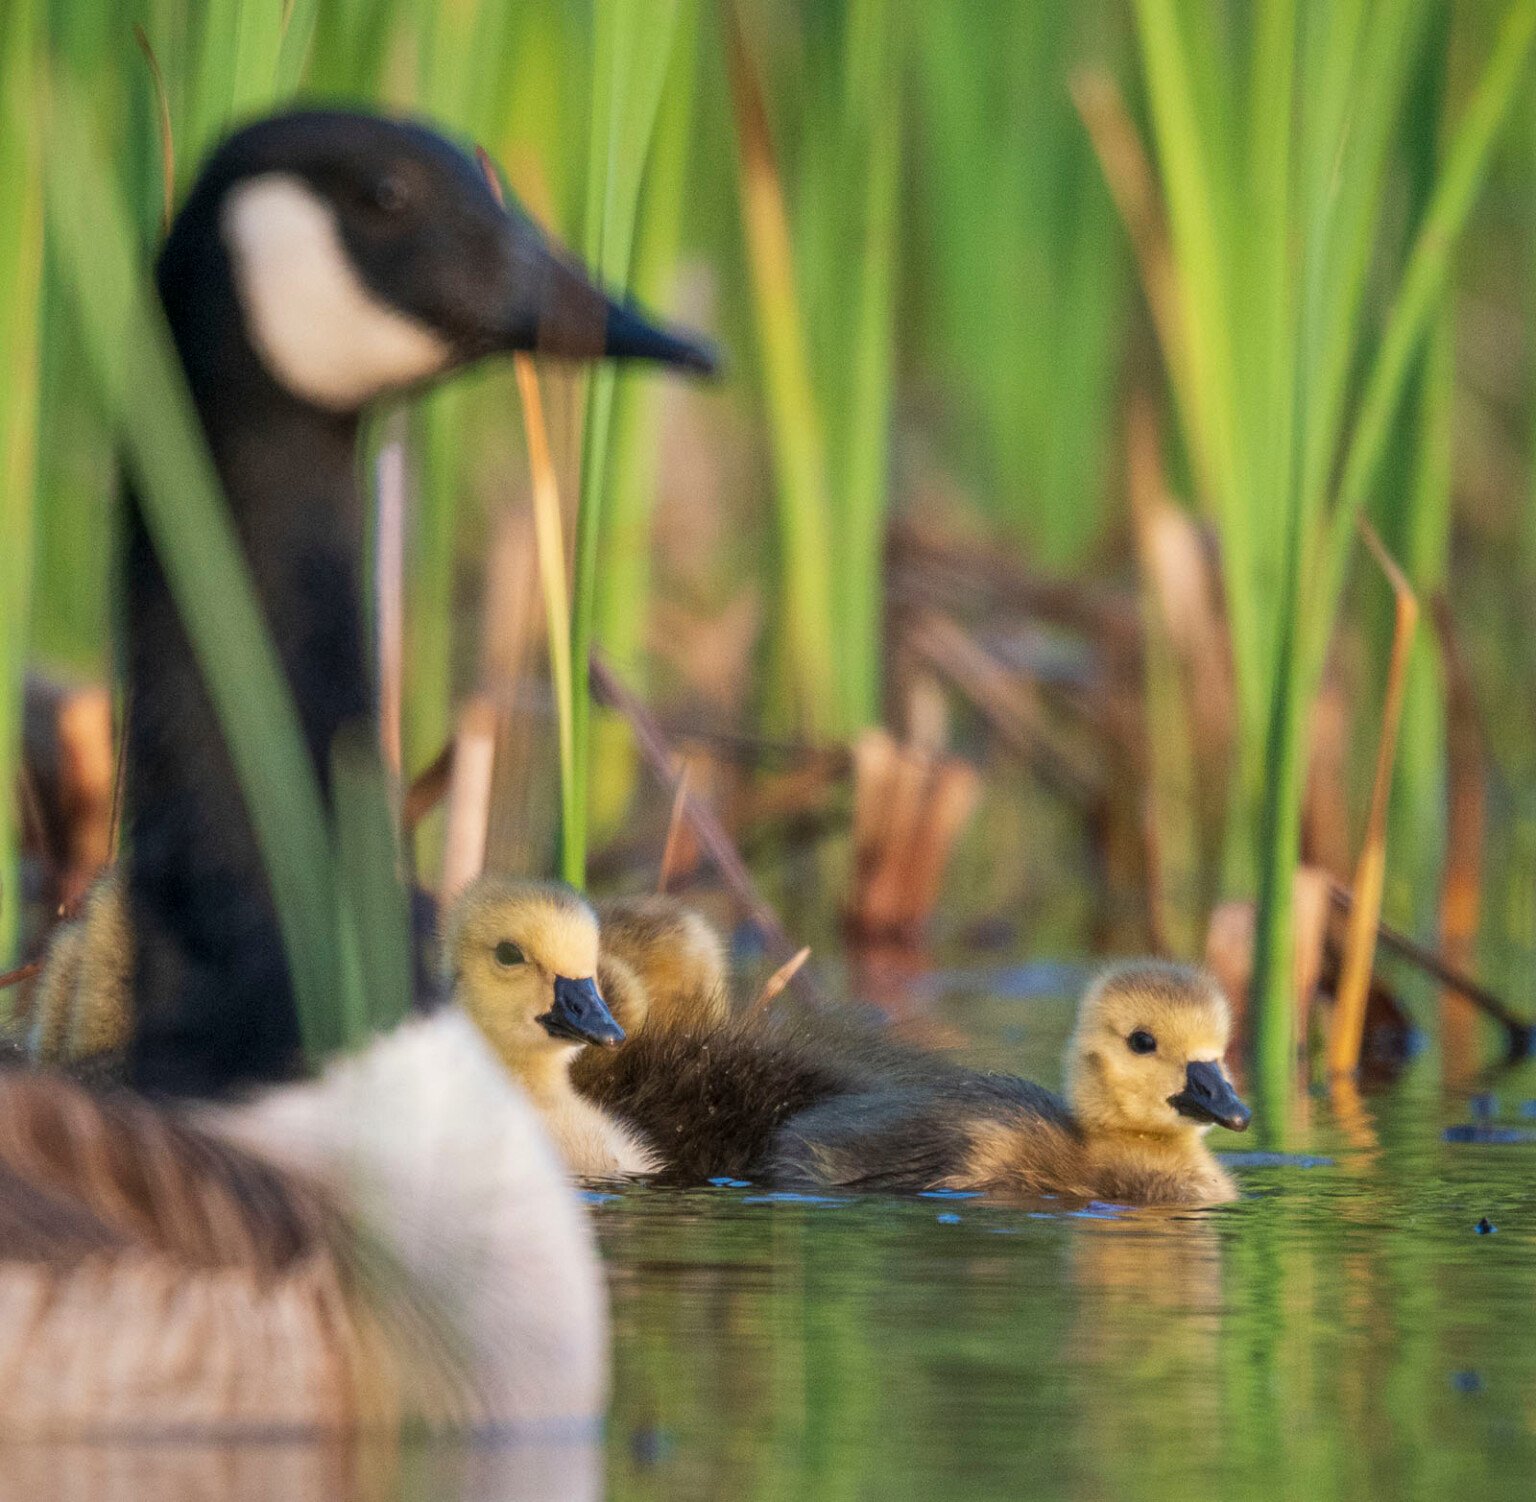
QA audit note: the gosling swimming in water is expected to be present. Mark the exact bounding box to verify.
[774,961,1250,1204]
[444,878,661,1180]
[587,959,1250,1205]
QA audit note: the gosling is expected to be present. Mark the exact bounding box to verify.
[585,960,1250,1205]
[444,878,660,1180]
[572,892,732,1099]
[772,961,1251,1205]
[27,870,131,1073]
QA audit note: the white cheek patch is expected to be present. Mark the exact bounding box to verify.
[221,173,451,410]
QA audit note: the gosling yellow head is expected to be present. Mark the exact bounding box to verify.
[443,879,626,1072]
[1064,961,1250,1138]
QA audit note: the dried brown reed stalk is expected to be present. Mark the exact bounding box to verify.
[513,354,575,804]
[403,743,454,832]
[843,720,980,946]
[656,760,694,894]
[1327,522,1420,1076]
[1071,65,1230,524]
[0,958,42,993]
[1326,881,1531,1056]
[747,946,810,1019]
[1071,71,1185,403]
[480,511,547,879]
[437,696,497,904]
[904,610,1098,804]
[22,677,115,915]
[1301,674,1354,880]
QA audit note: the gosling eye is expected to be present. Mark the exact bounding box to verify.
[493,940,526,968]
[1127,1029,1157,1055]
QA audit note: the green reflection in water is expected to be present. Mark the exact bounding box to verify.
[600,1034,1536,1502]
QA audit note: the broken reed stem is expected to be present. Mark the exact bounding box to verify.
[1328,520,1420,1076]
[748,946,811,1018]
[657,759,693,894]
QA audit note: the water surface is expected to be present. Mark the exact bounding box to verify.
[597,981,1536,1501]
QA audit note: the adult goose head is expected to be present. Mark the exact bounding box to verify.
[127,109,714,1098]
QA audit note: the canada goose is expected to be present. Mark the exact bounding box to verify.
[0,107,713,1434]
[124,108,712,1099]
[583,961,1250,1205]
[445,878,659,1179]
[0,1014,604,1436]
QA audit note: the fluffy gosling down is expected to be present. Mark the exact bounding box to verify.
[27,871,131,1071]
[774,960,1251,1205]
[445,879,660,1180]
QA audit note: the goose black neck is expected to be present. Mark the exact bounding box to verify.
[125,230,372,1098]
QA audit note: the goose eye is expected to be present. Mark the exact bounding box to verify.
[369,173,410,215]
[494,940,526,968]
[1127,1029,1157,1055]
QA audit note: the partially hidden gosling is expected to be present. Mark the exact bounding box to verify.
[572,893,732,1102]
[773,961,1251,1205]
[28,870,131,1071]
[444,878,660,1180]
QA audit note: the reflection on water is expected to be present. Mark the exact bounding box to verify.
[0,1435,601,1502]
[599,986,1536,1501]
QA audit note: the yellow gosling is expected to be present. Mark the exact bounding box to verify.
[445,879,659,1180]
[957,961,1250,1204]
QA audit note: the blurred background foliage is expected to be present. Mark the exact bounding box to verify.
[6,0,1536,1102]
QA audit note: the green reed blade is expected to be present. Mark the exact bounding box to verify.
[589,0,702,838]
[0,0,43,971]
[331,723,411,1036]
[565,0,687,887]
[44,74,350,1059]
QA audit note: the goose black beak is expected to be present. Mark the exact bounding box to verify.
[538,975,626,1048]
[495,203,718,375]
[1169,1060,1251,1132]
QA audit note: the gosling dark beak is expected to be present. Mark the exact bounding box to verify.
[538,975,626,1048]
[497,201,717,375]
[1169,1060,1251,1132]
